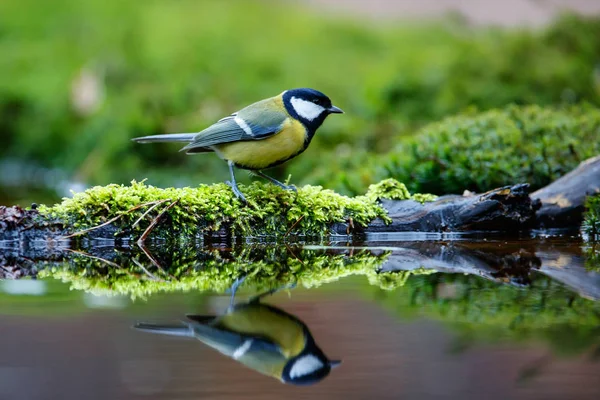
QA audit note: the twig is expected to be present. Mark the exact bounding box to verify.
[285,242,305,266]
[284,215,304,238]
[132,199,171,228]
[64,201,162,238]
[136,199,180,246]
[65,248,122,269]
[131,257,162,281]
[137,242,175,279]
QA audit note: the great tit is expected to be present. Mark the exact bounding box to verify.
[132,88,343,202]
[134,285,341,385]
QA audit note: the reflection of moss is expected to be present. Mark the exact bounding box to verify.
[37,246,433,299]
[583,194,600,241]
[369,267,434,290]
[583,243,600,272]
[40,180,392,238]
[371,274,600,355]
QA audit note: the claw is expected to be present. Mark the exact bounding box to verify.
[255,171,298,192]
[226,181,247,203]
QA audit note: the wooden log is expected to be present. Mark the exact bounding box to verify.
[356,183,539,233]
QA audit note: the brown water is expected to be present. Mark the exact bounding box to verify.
[1,237,599,399]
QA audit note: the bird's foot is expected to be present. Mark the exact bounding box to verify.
[281,184,297,192]
[249,282,297,303]
[225,181,247,203]
[226,275,247,294]
[255,171,297,193]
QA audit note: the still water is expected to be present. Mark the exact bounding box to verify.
[1,237,600,399]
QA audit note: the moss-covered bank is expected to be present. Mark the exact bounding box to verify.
[39,179,434,239]
[385,104,600,194]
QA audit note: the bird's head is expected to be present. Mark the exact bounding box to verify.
[281,340,342,386]
[282,88,343,134]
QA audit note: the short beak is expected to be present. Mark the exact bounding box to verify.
[329,360,342,368]
[328,105,344,114]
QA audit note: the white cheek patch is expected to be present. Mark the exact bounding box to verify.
[234,116,254,136]
[289,354,324,379]
[290,97,325,121]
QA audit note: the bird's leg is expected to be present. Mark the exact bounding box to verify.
[255,171,297,192]
[226,275,247,311]
[226,160,247,203]
[248,282,297,304]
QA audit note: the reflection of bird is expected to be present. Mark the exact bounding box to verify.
[132,88,343,202]
[134,283,341,385]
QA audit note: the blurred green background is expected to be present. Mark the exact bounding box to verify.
[1,0,600,206]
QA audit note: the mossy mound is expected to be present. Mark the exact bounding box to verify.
[383,105,600,194]
[38,179,435,239]
[36,246,434,299]
[40,181,387,239]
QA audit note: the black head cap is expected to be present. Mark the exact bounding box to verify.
[282,88,343,138]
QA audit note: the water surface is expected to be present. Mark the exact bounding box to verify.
[1,237,599,399]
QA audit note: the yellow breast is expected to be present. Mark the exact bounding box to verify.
[214,118,307,170]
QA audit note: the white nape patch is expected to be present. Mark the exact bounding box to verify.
[289,355,324,379]
[233,339,253,359]
[290,97,325,121]
[234,116,253,136]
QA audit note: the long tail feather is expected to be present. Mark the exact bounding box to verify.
[131,133,196,143]
[133,322,193,337]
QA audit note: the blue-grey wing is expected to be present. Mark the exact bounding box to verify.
[188,321,282,358]
[180,98,287,153]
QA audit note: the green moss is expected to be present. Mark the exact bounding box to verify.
[411,193,438,204]
[583,243,600,272]
[583,195,600,270]
[365,179,410,202]
[382,105,600,194]
[36,246,434,299]
[583,194,600,241]
[40,180,392,238]
[365,178,437,204]
[369,267,434,290]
